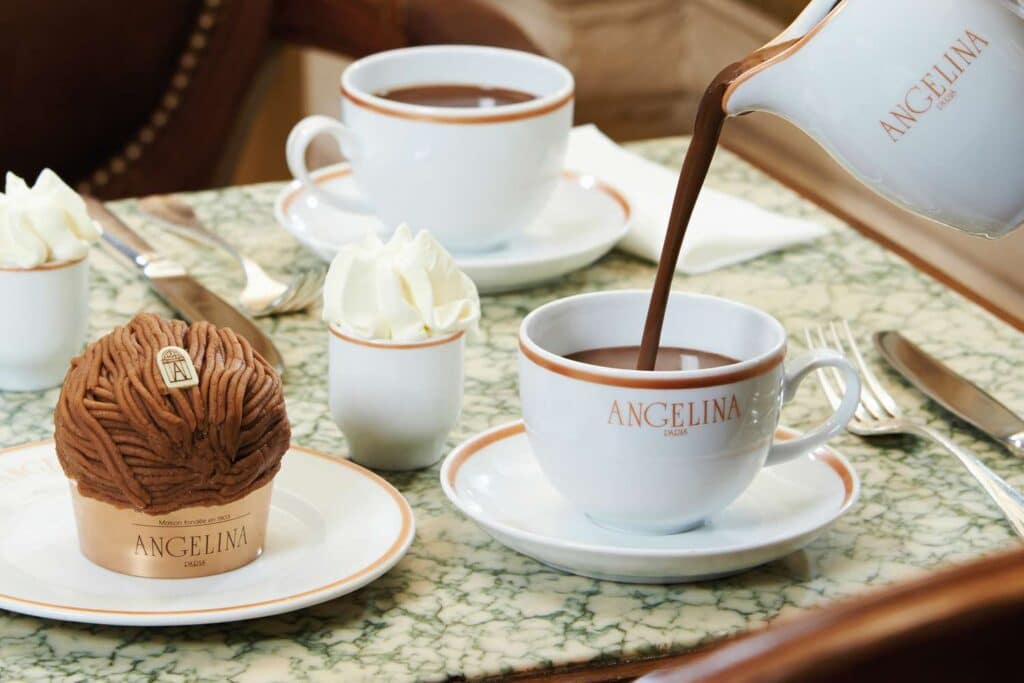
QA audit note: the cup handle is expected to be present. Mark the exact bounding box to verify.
[285,115,373,214]
[764,349,861,466]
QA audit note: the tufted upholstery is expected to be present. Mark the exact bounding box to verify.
[0,0,538,198]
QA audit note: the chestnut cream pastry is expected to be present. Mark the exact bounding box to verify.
[54,313,290,514]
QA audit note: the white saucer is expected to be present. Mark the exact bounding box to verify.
[0,441,414,626]
[274,163,631,294]
[441,422,858,583]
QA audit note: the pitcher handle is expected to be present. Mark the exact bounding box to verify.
[765,349,861,466]
[285,115,373,214]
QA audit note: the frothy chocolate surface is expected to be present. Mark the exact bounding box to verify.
[566,345,736,371]
[376,83,537,108]
[54,313,290,514]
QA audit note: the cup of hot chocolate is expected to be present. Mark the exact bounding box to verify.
[286,45,574,253]
[518,290,861,535]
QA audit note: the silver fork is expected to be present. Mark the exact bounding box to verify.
[138,195,324,317]
[806,319,1024,538]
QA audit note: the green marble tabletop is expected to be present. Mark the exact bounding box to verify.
[1,138,1022,682]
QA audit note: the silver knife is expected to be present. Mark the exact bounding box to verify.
[874,330,1023,457]
[85,198,285,375]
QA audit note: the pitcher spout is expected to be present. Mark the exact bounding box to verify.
[723,0,844,117]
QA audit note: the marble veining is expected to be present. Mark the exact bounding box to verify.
[1,138,1022,681]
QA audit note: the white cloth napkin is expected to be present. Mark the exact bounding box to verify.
[565,125,829,274]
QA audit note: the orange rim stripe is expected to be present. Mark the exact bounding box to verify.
[562,171,632,220]
[447,423,854,506]
[814,451,856,506]
[446,423,525,489]
[282,168,631,221]
[518,338,785,390]
[329,326,465,350]
[0,254,87,273]
[341,84,573,124]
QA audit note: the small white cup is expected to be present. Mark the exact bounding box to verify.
[0,257,90,391]
[286,45,574,253]
[518,290,862,535]
[328,326,465,470]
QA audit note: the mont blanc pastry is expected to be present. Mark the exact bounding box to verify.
[54,313,290,577]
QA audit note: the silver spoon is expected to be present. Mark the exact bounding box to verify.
[138,195,324,317]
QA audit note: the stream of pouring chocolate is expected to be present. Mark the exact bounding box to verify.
[635,40,799,371]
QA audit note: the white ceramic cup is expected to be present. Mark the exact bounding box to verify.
[286,45,574,253]
[518,290,862,535]
[328,326,465,471]
[0,257,90,392]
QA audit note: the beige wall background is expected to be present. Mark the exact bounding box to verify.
[232,0,805,185]
[232,47,353,185]
[747,0,805,19]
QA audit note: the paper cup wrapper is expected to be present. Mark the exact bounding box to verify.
[69,481,273,578]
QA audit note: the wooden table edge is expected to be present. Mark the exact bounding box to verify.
[472,642,724,682]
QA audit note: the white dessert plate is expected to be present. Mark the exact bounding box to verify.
[441,421,858,583]
[274,163,631,294]
[0,441,414,626]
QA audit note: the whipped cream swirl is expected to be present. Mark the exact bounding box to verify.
[0,169,102,268]
[323,225,480,342]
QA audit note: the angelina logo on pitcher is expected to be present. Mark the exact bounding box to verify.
[880,29,990,143]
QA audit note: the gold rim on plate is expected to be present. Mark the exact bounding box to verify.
[446,422,855,506]
[281,166,631,221]
[0,441,414,617]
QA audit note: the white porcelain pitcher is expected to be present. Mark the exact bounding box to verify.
[724,0,1024,238]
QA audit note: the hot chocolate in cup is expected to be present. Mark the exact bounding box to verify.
[286,45,574,254]
[518,290,861,535]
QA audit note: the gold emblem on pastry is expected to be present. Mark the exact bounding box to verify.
[157,346,199,389]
